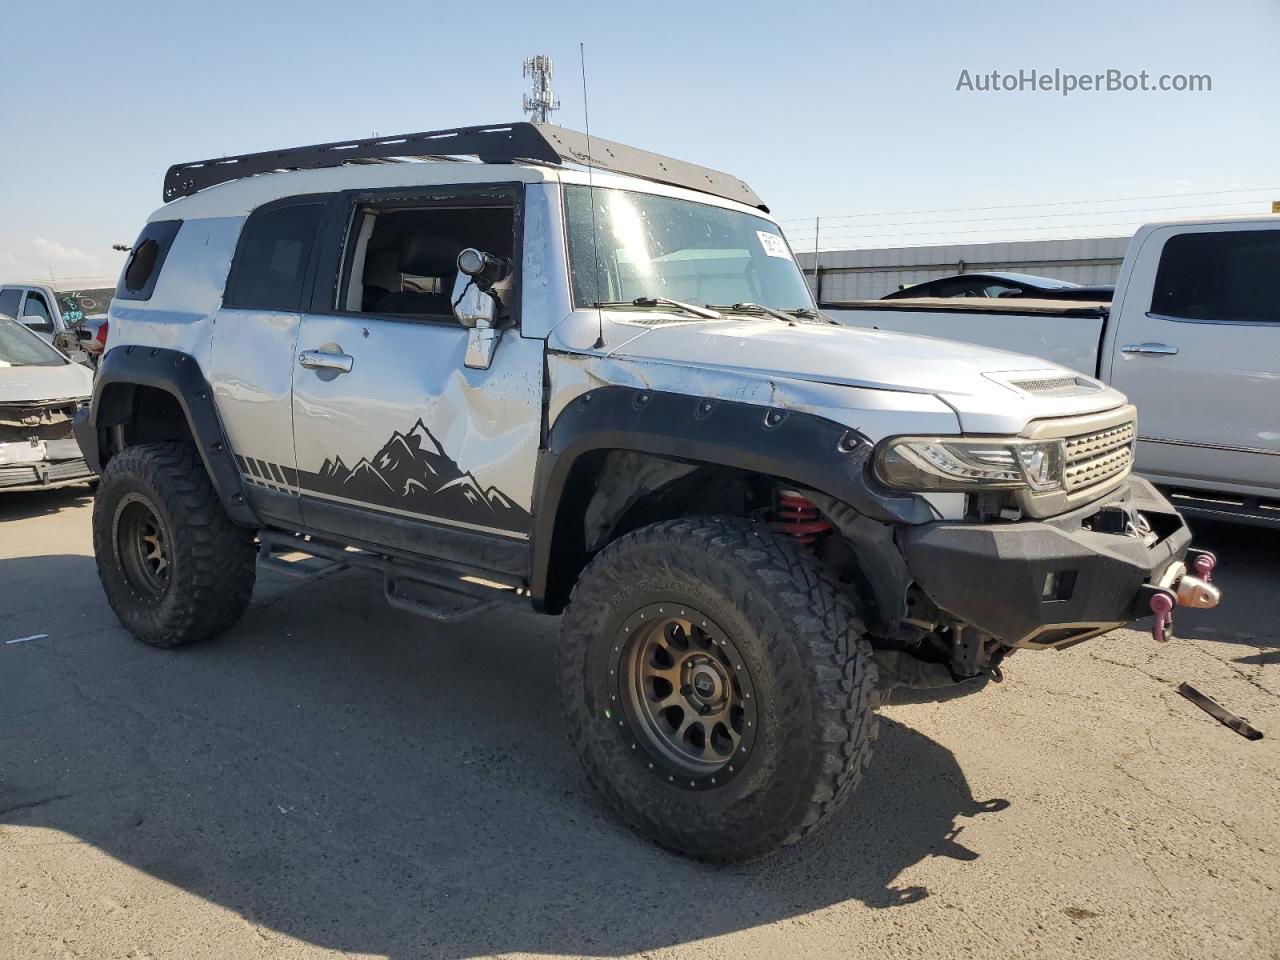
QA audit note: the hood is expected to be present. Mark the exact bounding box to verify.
[0,361,94,404]
[604,318,1129,433]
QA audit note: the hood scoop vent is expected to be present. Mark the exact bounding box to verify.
[1005,375,1103,397]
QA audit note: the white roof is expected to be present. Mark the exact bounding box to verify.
[1133,213,1279,232]
[1,277,117,292]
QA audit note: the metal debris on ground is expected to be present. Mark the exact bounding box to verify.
[1177,682,1264,741]
[5,634,48,645]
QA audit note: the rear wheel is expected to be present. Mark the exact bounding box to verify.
[92,442,256,647]
[560,516,877,862]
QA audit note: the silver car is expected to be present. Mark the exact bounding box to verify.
[0,314,96,491]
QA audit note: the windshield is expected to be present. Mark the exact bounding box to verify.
[0,315,65,367]
[564,185,815,313]
[55,287,116,324]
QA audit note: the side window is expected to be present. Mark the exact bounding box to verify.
[0,288,21,319]
[338,202,514,319]
[224,203,325,311]
[115,220,183,302]
[21,291,55,333]
[984,284,1023,298]
[934,278,985,298]
[56,287,116,324]
[1151,229,1280,324]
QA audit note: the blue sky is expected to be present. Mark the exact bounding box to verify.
[1,0,1277,282]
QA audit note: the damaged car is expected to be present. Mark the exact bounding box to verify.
[0,313,96,492]
[75,122,1222,863]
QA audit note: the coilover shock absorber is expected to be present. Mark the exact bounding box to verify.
[771,489,832,545]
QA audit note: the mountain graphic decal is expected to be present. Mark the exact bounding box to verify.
[299,419,531,535]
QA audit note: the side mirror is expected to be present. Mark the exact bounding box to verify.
[451,248,511,370]
[450,272,495,331]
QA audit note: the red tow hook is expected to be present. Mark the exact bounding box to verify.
[1149,590,1176,644]
[1192,551,1217,583]
[1149,550,1222,644]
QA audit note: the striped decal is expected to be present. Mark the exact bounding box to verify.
[237,455,299,496]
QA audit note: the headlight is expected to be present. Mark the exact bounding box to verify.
[876,436,1065,492]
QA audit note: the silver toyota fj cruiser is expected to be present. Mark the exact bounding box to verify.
[75,122,1221,862]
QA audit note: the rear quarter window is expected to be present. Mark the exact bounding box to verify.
[222,201,326,311]
[115,220,183,302]
[56,288,116,323]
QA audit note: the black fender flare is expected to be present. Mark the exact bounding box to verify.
[529,386,932,611]
[74,345,260,528]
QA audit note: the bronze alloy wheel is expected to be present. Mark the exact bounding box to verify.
[608,602,758,790]
[114,493,172,601]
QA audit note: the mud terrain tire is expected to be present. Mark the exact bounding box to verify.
[560,516,877,862]
[93,442,255,647]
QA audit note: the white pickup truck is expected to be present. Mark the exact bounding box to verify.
[824,216,1280,526]
[0,281,114,363]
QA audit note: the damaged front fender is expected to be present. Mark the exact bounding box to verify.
[529,385,936,612]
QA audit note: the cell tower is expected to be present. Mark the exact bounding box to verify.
[522,55,560,124]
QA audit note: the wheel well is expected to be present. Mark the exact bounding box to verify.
[540,450,783,614]
[539,450,913,634]
[97,383,193,462]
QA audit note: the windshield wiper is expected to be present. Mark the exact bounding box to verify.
[708,302,797,323]
[593,297,722,320]
[783,307,839,325]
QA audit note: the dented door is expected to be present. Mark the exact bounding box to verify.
[289,317,543,550]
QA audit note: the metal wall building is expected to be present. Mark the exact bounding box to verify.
[795,235,1130,302]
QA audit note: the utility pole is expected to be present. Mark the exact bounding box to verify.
[522,55,560,124]
[811,217,821,299]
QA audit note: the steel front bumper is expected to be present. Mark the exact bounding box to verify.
[900,476,1214,648]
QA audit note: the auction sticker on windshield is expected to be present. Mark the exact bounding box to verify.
[756,231,792,259]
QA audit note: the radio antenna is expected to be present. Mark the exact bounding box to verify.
[580,42,605,349]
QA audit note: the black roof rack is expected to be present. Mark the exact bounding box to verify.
[162,121,767,211]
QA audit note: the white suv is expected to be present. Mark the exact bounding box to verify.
[74,122,1219,861]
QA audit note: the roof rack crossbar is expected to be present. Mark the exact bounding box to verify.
[163,124,558,202]
[162,121,767,211]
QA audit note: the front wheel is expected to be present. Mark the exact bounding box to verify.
[559,516,878,862]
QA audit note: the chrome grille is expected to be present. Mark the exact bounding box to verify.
[1063,421,1135,493]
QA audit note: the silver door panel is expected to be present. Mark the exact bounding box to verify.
[291,316,543,542]
[209,307,303,520]
[1134,438,1280,493]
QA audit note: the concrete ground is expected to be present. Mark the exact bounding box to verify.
[1,487,1276,960]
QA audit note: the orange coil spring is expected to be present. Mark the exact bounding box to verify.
[771,491,831,545]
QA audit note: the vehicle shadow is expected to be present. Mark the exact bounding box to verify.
[0,483,94,522]
[1174,517,1280,649]
[0,554,1009,958]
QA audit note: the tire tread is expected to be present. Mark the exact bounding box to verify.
[559,516,878,861]
[92,441,255,647]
